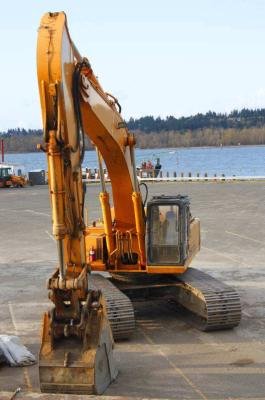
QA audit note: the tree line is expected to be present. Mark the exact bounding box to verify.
[127,108,265,132]
[1,108,265,152]
[135,127,265,148]
[0,128,43,138]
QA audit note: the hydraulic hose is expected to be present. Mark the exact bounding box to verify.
[72,60,90,165]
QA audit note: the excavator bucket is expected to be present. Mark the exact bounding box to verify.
[39,290,118,395]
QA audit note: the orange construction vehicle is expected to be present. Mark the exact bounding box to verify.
[37,12,241,395]
[0,167,27,188]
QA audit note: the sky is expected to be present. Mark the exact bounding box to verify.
[1,0,265,130]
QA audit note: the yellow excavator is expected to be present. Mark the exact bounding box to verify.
[37,12,241,395]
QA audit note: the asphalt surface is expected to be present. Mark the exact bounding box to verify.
[0,182,265,399]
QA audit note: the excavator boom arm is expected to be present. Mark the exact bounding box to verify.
[37,12,146,270]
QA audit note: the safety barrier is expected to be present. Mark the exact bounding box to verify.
[137,175,265,182]
[83,175,265,183]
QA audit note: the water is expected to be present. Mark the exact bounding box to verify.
[3,145,265,177]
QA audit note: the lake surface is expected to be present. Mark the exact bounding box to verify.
[3,145,265,177]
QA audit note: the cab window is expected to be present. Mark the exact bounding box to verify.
[149,204,180,264]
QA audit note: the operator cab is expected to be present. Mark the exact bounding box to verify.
[146,195,190,266]
[0,167,12,178]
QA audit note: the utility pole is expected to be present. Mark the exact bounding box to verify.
[1,139,4,163]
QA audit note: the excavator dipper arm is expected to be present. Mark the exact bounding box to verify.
[37,12,117,394]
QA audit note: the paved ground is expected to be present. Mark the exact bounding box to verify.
[0,182,265,399]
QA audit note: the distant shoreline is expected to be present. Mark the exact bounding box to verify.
[3,143,265,155]
[2,126,265,153]
[2,108,265,152]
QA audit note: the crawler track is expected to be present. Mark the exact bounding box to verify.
[176,267,241,330]
[89,274,135,340]
[111,267,241,331]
